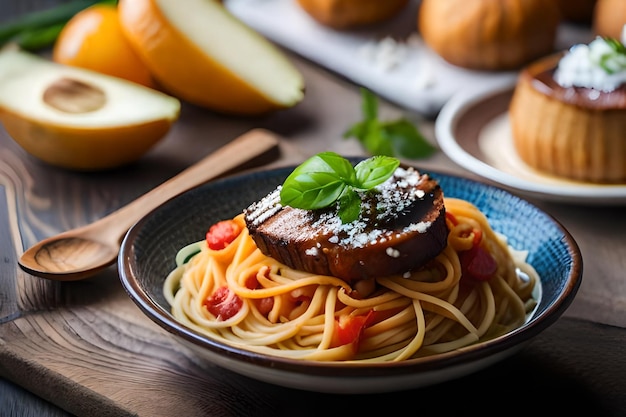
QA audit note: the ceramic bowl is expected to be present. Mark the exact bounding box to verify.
[118,164,582,394]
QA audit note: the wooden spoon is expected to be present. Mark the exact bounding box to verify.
[19,129,280,281]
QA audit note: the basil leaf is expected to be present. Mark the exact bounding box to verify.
[280,152,401,223]
[605,37,626,55]
[343,89,378,143]
[280,173,347,209]
[597,37,626,74]
[280,152,355,209]
[313,152,357,183]
[338,189,361,223]
[343,120,368,142]
[343,88,437,159]
[364,126,394,157]
[354,156,399,189]
[382,119,437,159]
[361,88,378,121]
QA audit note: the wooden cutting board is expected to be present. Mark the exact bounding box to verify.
[1,118,625,417]
[0,128,308,416]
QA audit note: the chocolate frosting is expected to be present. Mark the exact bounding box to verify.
[524,54,626,110]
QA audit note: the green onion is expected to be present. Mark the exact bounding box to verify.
[11,22,66,51]
[0,0,118,51]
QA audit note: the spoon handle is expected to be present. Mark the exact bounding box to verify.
[94,128,280,243]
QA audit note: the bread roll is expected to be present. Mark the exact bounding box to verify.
[295,0,409,29]
[418,0,561,71]
[556,0,596,24]
[593,0,626,39]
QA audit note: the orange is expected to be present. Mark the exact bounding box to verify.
[53,4,156,88]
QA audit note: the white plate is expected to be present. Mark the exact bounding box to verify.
[435,78,626,205]
[224,0,592,117]
[224,0,515,117]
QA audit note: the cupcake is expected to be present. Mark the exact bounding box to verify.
[509,31,626,183]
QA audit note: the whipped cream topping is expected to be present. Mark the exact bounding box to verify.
[554,26,626,92]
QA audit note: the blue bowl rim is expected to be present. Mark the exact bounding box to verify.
[118,164,583,377]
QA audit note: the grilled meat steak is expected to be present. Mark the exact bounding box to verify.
[244,166,448,282]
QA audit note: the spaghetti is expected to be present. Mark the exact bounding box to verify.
[163,197,539,362]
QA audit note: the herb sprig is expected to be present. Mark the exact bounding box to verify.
[343,88,436,159]
[599,37,626,74]
[280,152,400,223]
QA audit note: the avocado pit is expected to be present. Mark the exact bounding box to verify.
[43,77,106,113]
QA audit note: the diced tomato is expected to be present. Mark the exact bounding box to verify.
[253,297,274,316]
[289,286,316,303]
[244,273,260,290]
[206,220,241,250]
[244,268,274,316]
[203,286,243,320]
[459,244,497,282]
[331,310,375,349]
[472,229,483,246]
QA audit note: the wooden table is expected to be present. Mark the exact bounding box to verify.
[1,3,625,417]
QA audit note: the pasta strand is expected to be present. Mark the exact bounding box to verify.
[164,199,540,362]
